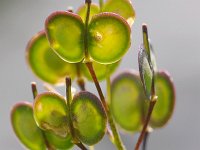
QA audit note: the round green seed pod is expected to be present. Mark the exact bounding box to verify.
[150,70,175,128]
[45,11,85,63]
[71,91,107,145]
[26,31,77,85]
[111,70,145,132]
[33,92,70,138]
[11,102,46,150]
[77,3,100,22]
[80,61,120,81]
[103,0,135,26]
[88,12,131,64]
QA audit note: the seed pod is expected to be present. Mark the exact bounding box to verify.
[111,70,145,132]
[103,0,135,26]
[26,31,77,85]
[33,92,70,138]
[88,12,131,64]
[150,71,175,128]
[45,11,85,63]
[71,91,107,145]
[11,102,46,150]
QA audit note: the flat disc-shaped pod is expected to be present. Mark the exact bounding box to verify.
[11,102,46,150]
[111,70,144,132]
[77,3,100,22]
[103,0,135,26]
[71,91,107,145]
[45,11,85,63]
[45,131,73,149]
[80,61,120,81]
[26,31,77,85]
[138,44,154,100]
[150,71,175,128]
[34,92,70,138]
[88,12,131,64]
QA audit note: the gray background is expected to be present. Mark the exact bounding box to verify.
[0,0,199,149]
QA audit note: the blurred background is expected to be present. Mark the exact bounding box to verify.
[0,0,200,149]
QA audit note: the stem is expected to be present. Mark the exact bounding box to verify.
[99,0,104,11]
[106,69,125,150]
[76,64,86,91]
[84,0,91,61]
[134,96,157,150]
[86,62,125,150]
[65,77,76,139]
[31,82,54,150]
[65,77,87,150]
[76,143,88,150]
[142,131,149,150]
[31,82,37,99]
[86,62,107,109]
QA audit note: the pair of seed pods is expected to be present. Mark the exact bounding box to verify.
[11,90,107,149]
[111,69,175,132]
[26,0,135,85]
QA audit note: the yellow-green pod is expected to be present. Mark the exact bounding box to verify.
[33,92,70,138]
[80,61,120,81]
[11,102,46,150]
[103,0,135,26]
[88,12,131,64]
[45,11,85,63]
[26,31,77,85]
[71,91,107,145]
[138,44,153,100]
[45,131,73,150]
[111,70,144,132]
[150,71,175,128]
[77,3,100,22]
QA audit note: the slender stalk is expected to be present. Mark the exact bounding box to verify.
[86,62,125,150]
[65,77,76,140]
[31,82,37,99]
[31,82,54,150]
[76,142,88,150]
[134,96,157,150]
[86,62,107,109]
[76,64,86,91]
[84,0,91,61]
[99,0,104,11]
[65,77,88,150]
[106,66,124,149]
[142,131,149,150]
